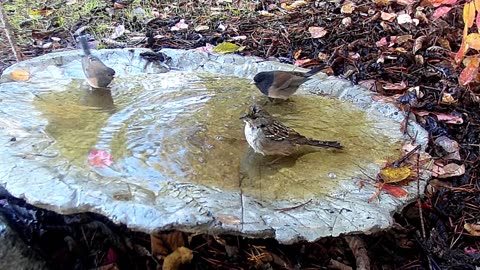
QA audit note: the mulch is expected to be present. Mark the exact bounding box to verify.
[0,0,479,269]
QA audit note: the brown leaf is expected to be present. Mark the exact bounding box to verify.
[437,163,465,178]
[413,36,427,54]
[151,231,186,257]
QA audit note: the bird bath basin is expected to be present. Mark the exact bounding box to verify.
[0,48,429,243]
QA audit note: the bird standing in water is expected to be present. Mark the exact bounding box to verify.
[252,67,323,101]
[240,104,343,156]
[79,36,116,89]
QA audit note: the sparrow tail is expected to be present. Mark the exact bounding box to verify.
[79,36,91,56]
[302,139,343,149]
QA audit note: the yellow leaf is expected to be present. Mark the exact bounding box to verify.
[379,166,411,183]
[464,223,480,236]
[466,33,480,50]
[463,2,475,28]
[28,9,54,19]
[476,0,480,12]
[10,69,30,82]
[213,42,243,54]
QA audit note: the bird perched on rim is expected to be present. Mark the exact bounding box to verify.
[240,104,343,156]
[252,67,323,101]
[79,36,116,89]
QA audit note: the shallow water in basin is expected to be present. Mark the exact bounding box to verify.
[34,71,402,200]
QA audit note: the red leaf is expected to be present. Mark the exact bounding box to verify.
[433,6,452,18]
[459,57,479,85]
[381,184,408,198]
[88,149,114,168]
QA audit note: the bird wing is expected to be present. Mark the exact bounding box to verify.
[271,71,311,91]
[262,119,304,142]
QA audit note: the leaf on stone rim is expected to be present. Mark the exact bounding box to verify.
[213,42,244,54]
[10,69,30,82]
[379,166,412,183]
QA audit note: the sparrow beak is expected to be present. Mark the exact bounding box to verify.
[249,80,255,85]
[239,113,248,120]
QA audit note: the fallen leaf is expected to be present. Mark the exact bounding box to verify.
[381,11,397,22]
[171,19,188,31]
[308,26,327,38]
[441,92,456,104]
[216,214,241,225]
[464,1,476,28]
[213,42,244,54]
[383,81,407,90]
[258,10,275,17]
[162,247,193,270]
[196,43,214,53]
[151,231,186,257]
[88,149,113,168]
[397,0,415,5]
[28,9,54,19]
[194,25,209,32]
[380,184,408,198]
[437,163,465,178]
[341,2,356,14]
[413,110,463,124]
[459,57,479,85]
[413,36,427,54]
[464,223,480,236]
[434,136,461,160]
[376,36,398,47]
[10,69,30,82]
[397,14,413,24]
[433,6,452,19]
[342,17,352,27]
[110,24,125,39]
[379,166,412,183]
[466,33,480,50]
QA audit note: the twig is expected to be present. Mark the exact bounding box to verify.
[274,199,313,213]
[0,4,23,61]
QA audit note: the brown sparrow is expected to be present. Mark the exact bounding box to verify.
[79,36,116,88]
[240,104,343,156]
[252,67,322,101]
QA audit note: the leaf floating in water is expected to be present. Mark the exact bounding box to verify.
[213,42,244,54]
[10,69,30,82]
[88,149,113,168]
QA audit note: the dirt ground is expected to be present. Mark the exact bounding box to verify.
[0,0,479,269]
